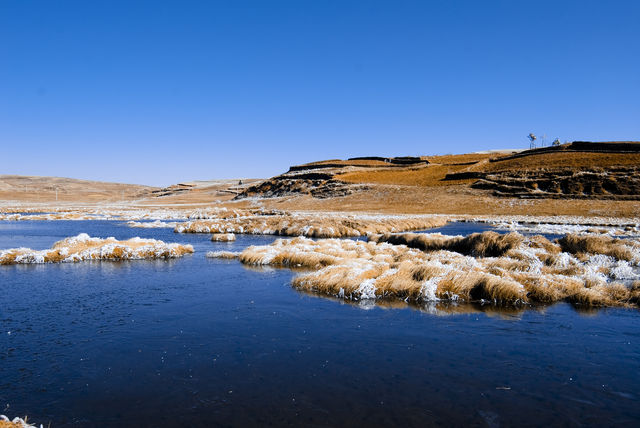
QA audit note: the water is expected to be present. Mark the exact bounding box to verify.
[1,221,639,427]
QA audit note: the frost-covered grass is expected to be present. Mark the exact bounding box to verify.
[0,207,281,222]
[0,233,194,264]
[208,232,640,307]
[206,250,241,259]
[127,220,180,228]
[211,233,236,242]
[468,215,640,237]
[176,213,450,238]
[0,416,41,428]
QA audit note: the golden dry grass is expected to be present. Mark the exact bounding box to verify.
[558,234,634,261]
[371,231,524,257]
[424,153,497,164]
[211,233,236,242]
[296,159,394,168]
[336,151,640,188]
[209,232,640,307]
[176,213,449,237]
[485,152,640,172]
[0,416,39,428]
[268,185,640,217]
[0,233,194,264]
[337,163,475,187]
[0,174,155,204]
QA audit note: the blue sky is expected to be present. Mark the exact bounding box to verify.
[1,0,638,186]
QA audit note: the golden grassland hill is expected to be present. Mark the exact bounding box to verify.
[337,142,640,191]
[2,142,639,217]
[238,141,640,217]
[0,175,156,203]
[0,175,261,207]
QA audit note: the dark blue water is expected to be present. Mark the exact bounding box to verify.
[1,221,639,427]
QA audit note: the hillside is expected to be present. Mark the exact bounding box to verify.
[0,176,261,206]
[2,142,639,218]
[240,141,640,200]
[0,175,157,203]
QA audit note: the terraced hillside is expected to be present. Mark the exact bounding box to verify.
[239,142,640,201]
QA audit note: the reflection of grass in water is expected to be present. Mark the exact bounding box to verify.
[293,286,536,318]
[211,232,640,308]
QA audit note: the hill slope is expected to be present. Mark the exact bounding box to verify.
[240,142,640,200]
[0,175,157,203]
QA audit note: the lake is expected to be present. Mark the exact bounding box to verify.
[1,221,639,427]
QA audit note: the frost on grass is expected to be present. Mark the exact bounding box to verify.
[206,250,240,259]
[0,415,41,428]
[0,207,283,222]
[0,233,194,264]
[126,220,180,228]
[211,233,236,242]
[209,232,640,307]
[468,215,640,237]
[175,213,449,238]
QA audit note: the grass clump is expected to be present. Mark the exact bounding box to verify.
[557,234,633,261]
[205,231,640,308]
[371,231,525,257]
[0,233,194,265]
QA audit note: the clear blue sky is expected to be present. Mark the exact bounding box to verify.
[1,0,639,186]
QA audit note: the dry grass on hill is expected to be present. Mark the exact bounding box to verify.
[485,152,640,172]
[270,185,640,217]
[297,159,394,168]
[0,175,155,203]
[335,153,497,187]
[2,146,640,219]
[210,232,640,307]
[337,163,475,187]
[423,153,496,164]
[337,151,640,188]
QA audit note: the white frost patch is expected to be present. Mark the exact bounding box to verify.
[127,220,180,228]
[356,278,378,299]
[420,277,441,301]
[206,251,240,259]
[610,260,639,280]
